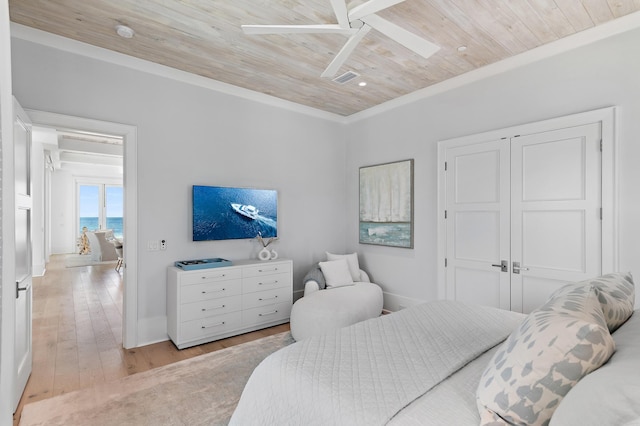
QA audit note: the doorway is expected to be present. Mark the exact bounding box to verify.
[26,110,138,349]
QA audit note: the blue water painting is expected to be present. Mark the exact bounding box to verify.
[359,222,411,248]
[193,186,277,241]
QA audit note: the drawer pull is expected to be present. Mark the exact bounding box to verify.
[259,310,279,317]
[258,267,278,273]
[202,288,225,294]
[202,274,225,279]
[258,281,279,286]
[258,296,278,301]
[202,305,225,311]
[202,321,225,329]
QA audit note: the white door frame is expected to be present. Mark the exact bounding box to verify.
[437,107,618,301]
[25,109,138,349]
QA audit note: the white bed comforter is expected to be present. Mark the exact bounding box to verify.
[230,301,524,426]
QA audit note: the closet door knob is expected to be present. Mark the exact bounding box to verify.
[491,260,508,272]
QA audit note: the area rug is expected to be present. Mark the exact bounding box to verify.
[64,254,116,268]
[20,332,295,426]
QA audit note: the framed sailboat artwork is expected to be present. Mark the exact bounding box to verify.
[359,159,414,248]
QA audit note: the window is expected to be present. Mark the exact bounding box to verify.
[78,183,123,239]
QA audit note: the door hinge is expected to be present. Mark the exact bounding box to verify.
[444,258,448,267]
[600,207,603,220]
[444,210,447,219]
[600,139,603,152]
[444,161,447,171]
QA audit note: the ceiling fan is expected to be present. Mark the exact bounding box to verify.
[241,0,440,78]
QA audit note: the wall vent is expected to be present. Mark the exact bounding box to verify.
[332,71,359,84]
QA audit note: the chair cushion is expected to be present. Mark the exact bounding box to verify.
[290,282,383,341]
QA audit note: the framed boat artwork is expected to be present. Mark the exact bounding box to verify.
[359,159,414,248]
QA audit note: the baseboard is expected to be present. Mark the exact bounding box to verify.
[137,315,170,347]
[33,264,46,277]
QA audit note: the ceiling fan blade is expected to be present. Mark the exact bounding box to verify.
[321,25,372,78]
[329,0,350,29]
[361,14,439,59]
[242,24,356,35]
[349,0,407,21]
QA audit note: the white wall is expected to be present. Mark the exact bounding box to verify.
[49,169,75,254]
[11,37,348,345]
[346,27,640,309]
[31,137,46,275]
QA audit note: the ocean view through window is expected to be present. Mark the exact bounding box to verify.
[79,217,123,239]
[79,184,123,239]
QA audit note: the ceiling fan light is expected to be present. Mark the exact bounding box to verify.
[115,24,135,39]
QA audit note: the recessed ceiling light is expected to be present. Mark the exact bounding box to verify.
[358,81,367,87]
[457,46,467,52]
[115,24,135,39]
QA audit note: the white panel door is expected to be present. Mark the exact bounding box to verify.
[510,123,602,312]
[445,140,511,309]
[13,99,32,411]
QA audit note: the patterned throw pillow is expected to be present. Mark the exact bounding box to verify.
[476,285,616,426]
[549,272,634,332]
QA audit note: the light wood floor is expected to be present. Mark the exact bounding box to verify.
[13,254,290,425]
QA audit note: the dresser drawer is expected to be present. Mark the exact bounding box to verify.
[242,261,291,278]
[180,295,242,322]
[242,272,290,294]
[242,301,292,328]
[180,311,242,342]
[181,280,241,304]
[181,268,242,286]
[242,286,291,310]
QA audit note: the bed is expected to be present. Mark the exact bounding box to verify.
[230,273,639,425]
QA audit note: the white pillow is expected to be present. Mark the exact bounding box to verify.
[319,259,354,288]
[326,252,361,282]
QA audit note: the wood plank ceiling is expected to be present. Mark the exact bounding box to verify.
[8,1,640,116]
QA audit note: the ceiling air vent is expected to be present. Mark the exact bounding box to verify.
[332,71,359,84]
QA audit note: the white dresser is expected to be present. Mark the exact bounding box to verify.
[167,259,292,349]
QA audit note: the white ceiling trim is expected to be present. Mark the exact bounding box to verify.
[345,11,640,123]
[11,11,640,125]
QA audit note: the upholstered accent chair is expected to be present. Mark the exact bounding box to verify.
[290,253,383,341]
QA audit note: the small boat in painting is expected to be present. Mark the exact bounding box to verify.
[231,203,259,220]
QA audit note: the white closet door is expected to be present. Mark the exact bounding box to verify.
[510,123,602,313]
[445,140,511,310]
